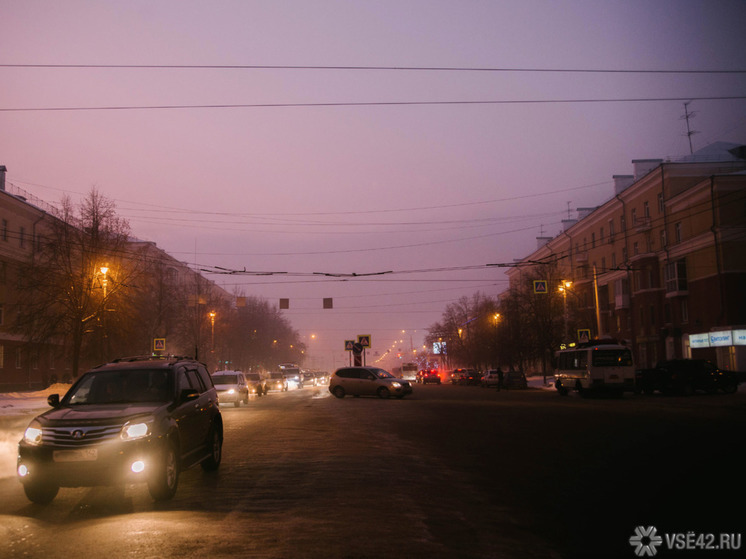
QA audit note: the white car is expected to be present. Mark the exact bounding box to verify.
[481,370,502,388]
[212,371,249,407]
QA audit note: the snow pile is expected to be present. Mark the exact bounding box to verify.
[0,383,71,415]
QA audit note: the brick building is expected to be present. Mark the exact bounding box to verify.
[505,142,746,371]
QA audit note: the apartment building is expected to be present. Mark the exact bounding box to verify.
[506,142,746,371]
[0,166,233,390]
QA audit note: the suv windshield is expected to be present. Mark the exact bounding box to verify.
[66,369,174,405]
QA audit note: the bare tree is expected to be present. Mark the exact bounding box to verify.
[15,189,138,377]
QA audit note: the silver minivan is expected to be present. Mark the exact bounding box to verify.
[329,366,413,399]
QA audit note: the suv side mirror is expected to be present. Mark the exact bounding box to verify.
[179,388,199,402]
[47,394,60,408]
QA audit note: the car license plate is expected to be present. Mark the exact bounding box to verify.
[53,448,98,462]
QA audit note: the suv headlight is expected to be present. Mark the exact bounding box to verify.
[23,420,43,445]
[121,418,153,441]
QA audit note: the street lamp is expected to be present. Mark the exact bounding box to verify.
[209,311,216,352]
[100,266,109,299]
[558,280,573,340]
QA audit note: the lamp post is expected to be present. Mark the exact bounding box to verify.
[209,311,216,352]
[100,266,109,299]
[99,266,110,360]
[558,280,572,340]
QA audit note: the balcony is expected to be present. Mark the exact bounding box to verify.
[634,217,651,232]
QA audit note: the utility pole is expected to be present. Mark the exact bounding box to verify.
[681,101,699,155]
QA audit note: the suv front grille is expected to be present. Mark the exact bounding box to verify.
[43,424,123,447]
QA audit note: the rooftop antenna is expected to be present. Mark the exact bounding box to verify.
[567,201,572,219]
[681,101,699,155]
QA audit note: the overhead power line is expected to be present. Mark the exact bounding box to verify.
[2,63,745,74]
[2,96,745,113]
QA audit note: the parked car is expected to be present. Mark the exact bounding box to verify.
[266,371,289,392]
[456,369,481,386]
[502,371,528,389]
[329,366,413,399]
[481,370,502,388]
[17,355,223,504]
[421,369,441,385]
[636,359,739,395]
[212,370,249,407]
[244,372,266,396]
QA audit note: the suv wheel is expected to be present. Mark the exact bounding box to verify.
[23,480,59,504]
[148,441,179,501]
[201,425,222,471]
[377,387,390,399]
[332,386,346,399]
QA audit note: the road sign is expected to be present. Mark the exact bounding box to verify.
[533,280,548,294]
[153,338,166,352]
[357,335,371,348]
[344,340,355,351]
[577,329,591,343]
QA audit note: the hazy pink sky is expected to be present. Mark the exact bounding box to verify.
[2,0,745,370]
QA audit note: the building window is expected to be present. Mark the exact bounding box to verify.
[601,257,606,273]
[631,208,637,224]
[608,220,615,242]
[611,252,617,269]
[19,226,25,248]
[1,219,7,241]
[622,247,627,262]
[600,227,605,244]
[658,193,664,213]
[633,241,639,256]
[675,222,682,243]
[591,233,596,248]
[16,349,22,369]
[660,229,667,248]
[643,201,650,218]
[650,305,656,326]
[665,259,687,293]
[681,299,689,323]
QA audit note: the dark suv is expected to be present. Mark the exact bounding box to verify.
[636,359,739,395]
[17,356,223,504]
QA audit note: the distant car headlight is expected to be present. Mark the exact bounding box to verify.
[121,418,153,441]
[23,420,43,445]
[391,382,402,389]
